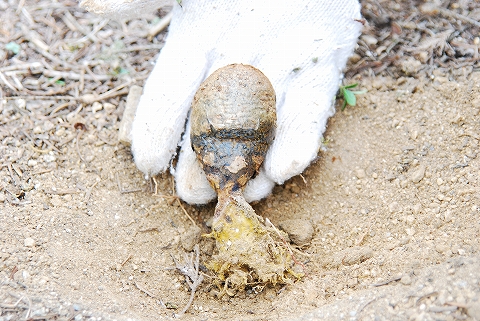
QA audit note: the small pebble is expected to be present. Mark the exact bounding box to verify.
[103,102,116,112]
[92,101,103,113]
[180,225,202,252]
[411,165,426,183]
[16,98,26,109]
[28,159,38,167]
[43,154,56,163]
[361,34,378,46]
[24,237,35,247]
[388,201,400,213]
[413,203,422,214]
[410,131,419,141]
[43,120,55,131]
[62,194,73,202]
[401,57,422,75]
[334,246,373,266]
[355,168,366,179]
[33,126,43,134]
[416,51,429,64]
[405,228,415,236]
[50,195,63,207]
[467,303,480,319]
[278,219,314,245]
[22,270,31,280]
[435,243,450,254]
[400,274,412,285]
[55,128,66,136]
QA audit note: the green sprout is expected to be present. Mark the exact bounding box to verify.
[6,42,21,55]
[111,66,129,76]
[339,83,366,111]
[48,78,66,86]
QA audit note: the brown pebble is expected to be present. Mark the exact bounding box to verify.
[278,219,314,245]
[334,246,373,266]
[467,303,480,319]
[180,225,202,252]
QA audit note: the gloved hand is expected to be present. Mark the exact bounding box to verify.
[81,0,362,204]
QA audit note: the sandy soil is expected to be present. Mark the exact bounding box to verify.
[1,1,480,320]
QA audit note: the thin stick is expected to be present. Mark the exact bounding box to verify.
[43,139,61,154]
[0,62,42,72]
[116,44,164,53]
[116,172,123,192]
[445,301,469,309]
[177,199,197,227]
[43,69,111,81]
[148,12,173,41]
[72,19,109,45]
[11,164,23,177]
[24,295,32,320]
[437,6,480,28]
[49,102,74,115]
[135,282,159,299]
[121,188,142,194]
[357,295,386,315]
[32,168,53,175]
[83,65,102,84]
[16,0,26,14]
[371,276,402,287]
[0,71,18,91]
[79,67,85,92]
[173,245,204,317]
[299,174,307,185]
[29,43,74,69]
[121,255,132,266]
[85,180,99,201]
[76,131,87,163]
[152,176,158,195]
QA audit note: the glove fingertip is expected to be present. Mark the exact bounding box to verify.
[175,131,216,205]
[244,170,275,203]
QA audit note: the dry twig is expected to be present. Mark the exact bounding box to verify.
[148,11,173,41]
[172,244,204,317]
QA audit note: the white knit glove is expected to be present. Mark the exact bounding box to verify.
[81,0,362,204]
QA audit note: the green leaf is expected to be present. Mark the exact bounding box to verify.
[351,89,368,95]
[343,83,358,89]
[6,42,21,54]
[343,88,356,106]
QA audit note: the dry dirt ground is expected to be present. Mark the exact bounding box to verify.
[1,0,480,320]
